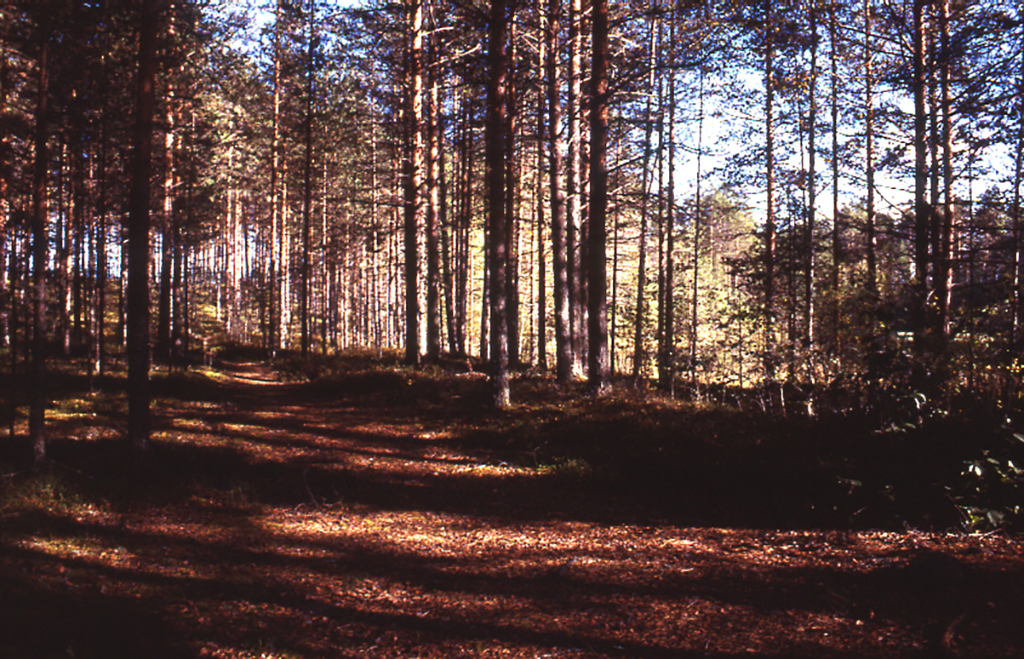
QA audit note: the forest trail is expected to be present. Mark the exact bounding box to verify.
[1,359,1023,658]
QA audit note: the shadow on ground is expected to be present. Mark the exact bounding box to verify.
[1,357,1021,658]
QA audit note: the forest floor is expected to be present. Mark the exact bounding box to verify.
[0,353,1022,658]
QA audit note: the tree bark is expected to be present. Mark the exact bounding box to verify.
[863,0,876,301]
[535,3,548,370]
[486,0,510,407]
[546,0,571,383]
[805,4,818,356]
[632,13,657,385]
[763,0,777,381]
[936,0,953,349]
[912,0,930,354]
[404,0,424,366]
[158,84,176,365]
[567,0,584,377]
[426,35,442,362]
[0,34,8,351]
[830,1,841,357]
[95,53,110,375]
[29,22,50,463]
[505,17,520,370]
[587,0,610,393]
[1013,42,1024,351]
[301,0,317,355]
[268,0,283,354]
[690,64,705,391]
[659,9,677,393]
[127,0,160,451]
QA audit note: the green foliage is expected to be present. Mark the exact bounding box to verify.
[952,424,1024,532]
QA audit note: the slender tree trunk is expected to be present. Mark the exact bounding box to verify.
[280,170,292,347]
[426,37,442,361]
[456,93,473,355]
[587,0,610,393]
[912,0,930,354]
[127,0,160,451]
[937,0,953,349]
[95,58,109,375]
[71,146,85,353]
[320,156,329,353]
[805,5,818,359]
[441,103,458,356]
[830,1,841,358]
[29,25,50,463]
[268,0,283,355]
[546,0,571,383]
[659,10,677,393]
[763,0,777,381]
[536,4,548,370]
[8,231,21,438]
[654,60,666,388]
[690,65,704,391]
[486,0,510,407]
[55,147,69,358]
[567,0,584,377]
[1013,45,1024,351]
[610,142,620,375]
[0,36,8,351]
[633,14,658,385]
[158,88,175,365]
[505,17,520,370]
[301,0,317,355]
[863,0,876,303]
[404,0,424,366]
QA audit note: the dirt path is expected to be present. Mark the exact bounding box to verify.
[2,361,1022,658]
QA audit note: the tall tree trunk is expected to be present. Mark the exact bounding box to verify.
[95,54,109,375]
[456,92,473,355]
[936,0,953,349]
[280,170,292,347]
[158,87,176,365]
[8,231,21,438]
[127,0,160,451]
[301,0,316,355]
[654,58,666,389]
[863,0,876,302]
[763,0,777,381]
[632,13,657,385]
[912,0,930,355]
[29,23,50,463]
[587,0,610,393]
[426,37,442,361]
[804,4,818,359]
[320,155,329,353]
[505,17,520,370]
[55,147,69,357]
[830,1,841,357]
[659,9,677,393]
[486,0,510,407]
[567,0,584,377]
[404,0,424,366]
[690,64,704,391]
[546,0,571,383]
[268,0,283,355]
[1013,44,1024,352]
[535,4,548,370]
[610,142,620,375]
[0,35,8,351]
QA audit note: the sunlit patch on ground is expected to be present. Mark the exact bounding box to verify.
[1,362,1022,658]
